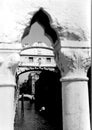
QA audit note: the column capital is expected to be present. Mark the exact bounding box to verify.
[54,40,91,81]
[0,43,22,86]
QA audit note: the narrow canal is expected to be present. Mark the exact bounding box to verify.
[14,100,62,130]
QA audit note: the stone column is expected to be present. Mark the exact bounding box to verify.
[0,43,21,130]
[31,73,36,95]
[54,40,91,130]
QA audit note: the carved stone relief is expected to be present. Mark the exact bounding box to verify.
[54,41,91,80]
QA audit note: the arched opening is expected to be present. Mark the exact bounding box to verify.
[22,8,59,45]
[22,22,52,47]
[14,8,62,130]
[15,68,62,129]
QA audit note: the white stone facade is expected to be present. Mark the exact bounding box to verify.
[0,0,90,43]
[19,42,56,70]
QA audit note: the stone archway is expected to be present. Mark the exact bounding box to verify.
[19,6,91,130]
[0,1,90,130]
[22,7,59,46]
[15,9,62,128]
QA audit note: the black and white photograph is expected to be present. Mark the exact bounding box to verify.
[0,0,91,130]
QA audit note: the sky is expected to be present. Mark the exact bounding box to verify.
[22,22,52,47]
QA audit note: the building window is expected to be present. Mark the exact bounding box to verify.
[46,58,51,62]
[38,58,41,65]
[29,57,33,62]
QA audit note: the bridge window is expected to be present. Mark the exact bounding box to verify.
[46,57,51,63]
[29,57,33,62]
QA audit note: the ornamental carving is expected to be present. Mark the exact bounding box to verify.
[54,41,91,78]
[6,53,20,75]
[0,53,20,85]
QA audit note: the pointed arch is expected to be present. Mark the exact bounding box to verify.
[22,8,59,44]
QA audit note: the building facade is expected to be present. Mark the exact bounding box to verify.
[17,41,56,97]
[18,41,56,71]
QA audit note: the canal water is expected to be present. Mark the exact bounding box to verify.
[14,100,62,130]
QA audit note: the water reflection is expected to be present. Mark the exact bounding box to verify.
[14,100,62,130]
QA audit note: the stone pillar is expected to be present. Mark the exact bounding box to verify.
[0,43,21,130]
[54,40,91,130]
[31,73,36,95]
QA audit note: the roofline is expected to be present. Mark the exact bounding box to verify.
[20,54,54,57]
[18,65,56,68]
[21,46,54,51]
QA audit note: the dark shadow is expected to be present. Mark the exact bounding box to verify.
[87,67,91,116]
[35,68,62,129]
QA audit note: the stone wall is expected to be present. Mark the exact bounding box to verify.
[0,0,90,43]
